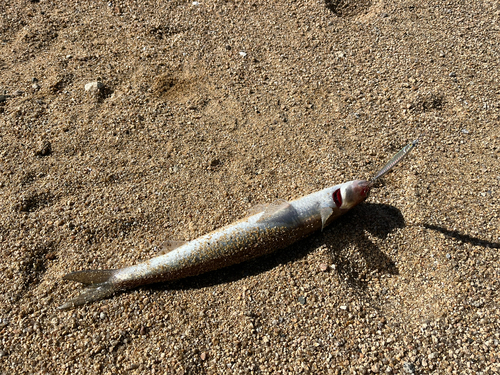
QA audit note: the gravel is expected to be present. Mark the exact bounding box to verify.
[0,0,499,374]
[84,81,104,93]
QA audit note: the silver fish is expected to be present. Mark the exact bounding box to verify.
[59,140,417,309]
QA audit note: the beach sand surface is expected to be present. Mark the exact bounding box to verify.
[0,0,499,373]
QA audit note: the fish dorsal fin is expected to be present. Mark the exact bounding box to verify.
[319,206,333,231]
[256,200,289,222]
[246,204,269,217]
[158,240,187,255]
[256,200,300,225]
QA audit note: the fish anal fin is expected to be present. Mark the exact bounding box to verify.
[158,240,187,255]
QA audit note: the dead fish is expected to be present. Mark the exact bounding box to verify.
[59,140,417,309]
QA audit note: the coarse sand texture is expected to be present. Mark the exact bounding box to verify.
[0,0,499,374]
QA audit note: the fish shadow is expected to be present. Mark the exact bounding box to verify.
[323,203,403,289]
[146,202,404,294]
[423,224,500,249]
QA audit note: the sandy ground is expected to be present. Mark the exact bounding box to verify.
[1,0,499,373]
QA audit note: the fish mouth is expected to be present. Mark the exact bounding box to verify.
[353,180,371,199]
[336,180,371,210]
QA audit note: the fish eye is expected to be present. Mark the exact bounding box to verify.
[333,189,342,208]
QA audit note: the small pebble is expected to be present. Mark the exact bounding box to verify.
[0,318,9,327]
[99,312,106,319]
[298,296,306,305]
[319,263,329,272]
[35,140,52,157]
[449,72,457,77]
[84,81,104,93]
[403,362,415,374]
[45,252,57,260]
[239,51,247,57]
[200,352,207,361]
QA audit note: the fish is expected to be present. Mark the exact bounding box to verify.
[58,140,417,309]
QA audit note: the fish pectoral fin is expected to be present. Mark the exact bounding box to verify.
[256,200,299,225]
[158,240,187,255]
[320,206,333,231]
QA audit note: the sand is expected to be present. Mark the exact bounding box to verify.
[0,0,499,373]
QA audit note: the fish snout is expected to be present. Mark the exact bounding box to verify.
[334,180,371,210]
[352,180,371,200]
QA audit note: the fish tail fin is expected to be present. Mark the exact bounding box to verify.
[62,269,116,285]
[58,269,119,310]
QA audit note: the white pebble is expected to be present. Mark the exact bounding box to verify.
[85,81,104,92]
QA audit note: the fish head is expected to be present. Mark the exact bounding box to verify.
[332,180,371,210]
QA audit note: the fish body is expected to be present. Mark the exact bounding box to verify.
[60,138,418,309]
[59,179,370,309]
